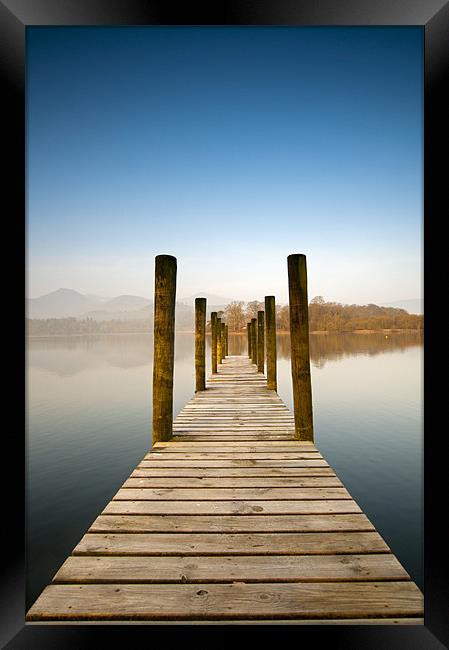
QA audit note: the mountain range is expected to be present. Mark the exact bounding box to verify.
[26,288,233,321]
[26,288,423,320]
[26,289,151,320]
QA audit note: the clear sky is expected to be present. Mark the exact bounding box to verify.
[27,26,423,304]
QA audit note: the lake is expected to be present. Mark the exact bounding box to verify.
[26,330,423,610]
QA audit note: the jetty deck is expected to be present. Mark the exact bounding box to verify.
[26,355,423,624]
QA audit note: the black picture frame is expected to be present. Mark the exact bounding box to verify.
[2,1,447,647]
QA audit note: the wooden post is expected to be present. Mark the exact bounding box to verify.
[251,318,257,365]
[221,322,226,360]
[217,317,222,364]
[247,322,251,357]
[225,325,229,356]
[265,295,277,391]
[287,253,314,442]
[211,311,217,374]
[195,297,206,392]
[152,254,176,443]
[257,310,265,373]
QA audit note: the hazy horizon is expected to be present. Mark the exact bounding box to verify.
[26,285,422,307]
[27,27,423,305]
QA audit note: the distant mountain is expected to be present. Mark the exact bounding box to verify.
[85,294,111,304]
[100,295,151,312]
[380,299,423,315]
[27,288,100,319]
[27,288,197,327]
[27,289,153,320]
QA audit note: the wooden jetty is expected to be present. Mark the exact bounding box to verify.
[26,254,423,624]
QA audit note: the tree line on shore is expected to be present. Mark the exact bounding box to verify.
[216,297,423,332]
[26,297,423,336]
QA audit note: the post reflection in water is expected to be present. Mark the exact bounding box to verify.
[28,330,423,371]
[227,330,423,363]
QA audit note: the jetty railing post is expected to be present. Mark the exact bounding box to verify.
[211,311,217,374]
[247,322,251,358]
[287,253,314,442]
[195,297,206,392]
[217,317,222,364]
[265,295,277,391]
[257,310,265,373]
[251,318,257,365]
[152,254,177,443]
[225,324,229,356]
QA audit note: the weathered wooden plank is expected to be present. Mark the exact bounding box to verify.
[171,436,296,440]
[174,412,292,415]
[146,453,322,459]
[173,418,295,422]
[171,437,295,440]
[175,416,292,419]
[26,618,425,625]
[113,487,351,501]
[53,554,409,584]
[138,460,329,468]
[131,467,336,477]
[172,423,295,426]
[103,500,361,515]
[171,427,296,430]
[177,406,291,411]
[172,427,296,431]
[181,396,287,400]
[172,421,295,425]
[89,513,374,533]
[26,582,423,621]
[173,417,295,421]
[172,429,295,433]
[175,416,293,419]
[73,532,390,556]
[124,476,343,488]
[150,447,316,454]
[154,441,311,447]
[173,416,292,422]
[171,424,295,428]
[173,400,292,410]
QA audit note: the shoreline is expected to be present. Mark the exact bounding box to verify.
[26,328,423,339]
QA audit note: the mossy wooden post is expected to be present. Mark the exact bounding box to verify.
[152,254,176,443]
[251,318,257,365]
[195,298,206,392]
[211,312,217,374]
[265,295,277,391]
[287,253,314,442]
[225,325,229,356]
[216,317,222,364]
[257,310,265,373]
[247,322,251,357]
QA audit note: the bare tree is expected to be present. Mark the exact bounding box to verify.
[245,300,263,321]
[224,301,246,332]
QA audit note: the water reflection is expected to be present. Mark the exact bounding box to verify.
[278,331,423,367]
[27,330,423,375]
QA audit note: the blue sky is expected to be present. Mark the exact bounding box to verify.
[27,26,423,304]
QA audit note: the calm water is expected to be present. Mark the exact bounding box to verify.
[26,331,423,610]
